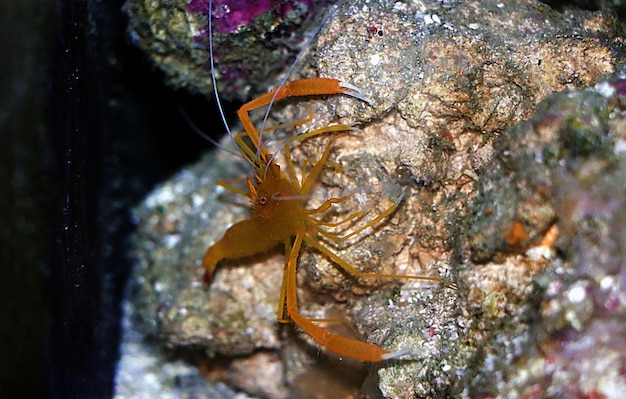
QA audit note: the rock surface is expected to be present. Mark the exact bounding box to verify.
[118,0,625,398]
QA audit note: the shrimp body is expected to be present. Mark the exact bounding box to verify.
[202,78,454,362]
[203,78,349,283]
[203,163,305,284]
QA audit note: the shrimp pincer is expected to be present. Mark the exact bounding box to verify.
[202,77,455,362]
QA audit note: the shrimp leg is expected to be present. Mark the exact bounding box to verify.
[284,229,393,362]
[303,235,456,289]
[237,78,369,157]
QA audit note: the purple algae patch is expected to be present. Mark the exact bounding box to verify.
[612,78,626,97]
[185,0,274,33]
[185,0,209,13]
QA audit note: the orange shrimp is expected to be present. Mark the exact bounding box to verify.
[201,0,454,362]
[201,77,455,362]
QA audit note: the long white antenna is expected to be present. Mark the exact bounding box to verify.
[256,2,342,162]
[208,1,345,165]
[208,0,234,142]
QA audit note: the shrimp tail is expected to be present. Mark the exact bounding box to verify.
[202,245,221,285]
[202,218,280,286]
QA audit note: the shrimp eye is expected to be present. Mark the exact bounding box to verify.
[259,196,267,205]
